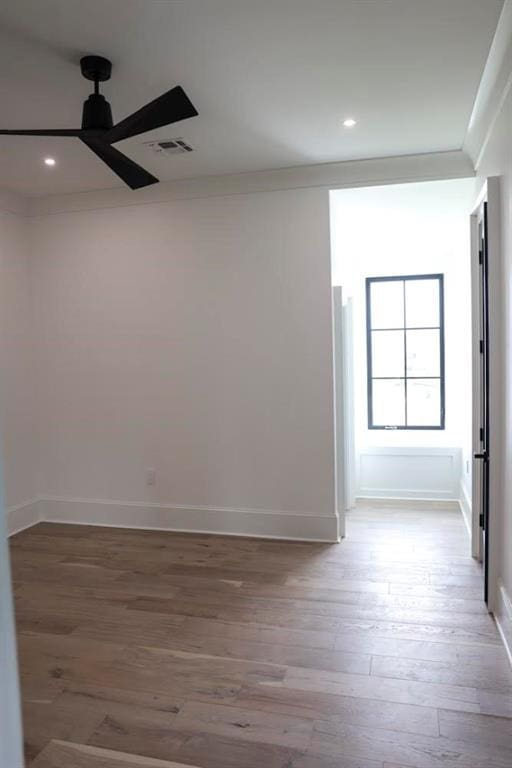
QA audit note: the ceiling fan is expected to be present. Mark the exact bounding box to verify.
[0,55,198,190]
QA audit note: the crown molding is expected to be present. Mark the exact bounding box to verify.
[463,0,512,168]
[27,150,474,217]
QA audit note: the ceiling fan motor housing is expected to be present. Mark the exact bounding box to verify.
[81,94,113,132]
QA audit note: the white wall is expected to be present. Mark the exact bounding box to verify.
[0,478,24,768]
[330,180,474,500]
[29,187,338,540]
[0,201,38,533]
[470,1,512,642]
[0,193,29,766]
[0,147,478,542]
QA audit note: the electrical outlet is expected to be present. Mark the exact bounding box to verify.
[146,468,156,486]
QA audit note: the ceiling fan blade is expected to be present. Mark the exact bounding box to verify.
[0,129,82,136]
[104,86,198,145]
[81,137,158,190]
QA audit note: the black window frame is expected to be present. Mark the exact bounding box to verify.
[366,273,446,431]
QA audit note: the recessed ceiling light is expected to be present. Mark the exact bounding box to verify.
[44,157,56,166]
[343,118,357,128]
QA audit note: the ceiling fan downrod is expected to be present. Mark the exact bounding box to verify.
[80,56,114,132]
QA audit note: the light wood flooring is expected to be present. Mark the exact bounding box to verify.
[10,501,512,768]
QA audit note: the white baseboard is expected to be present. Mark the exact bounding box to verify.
[495,580,512,668]
[37,497,340,542]
[6,499,40,536]
[357,490,458,501]
[458,480,472,539]
[355,497,459,510]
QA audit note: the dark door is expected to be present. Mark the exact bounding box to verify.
[475,202,490,604]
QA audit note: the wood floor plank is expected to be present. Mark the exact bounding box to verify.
[17,632,125,685]
[173,699,314,749]
[71,616,370,674]
[476,689,512,717]
[23,699,105,763]
[284,576,390,594]
[438,708,512,750]
[268,665,482,713]
[334,631,507,665]
[383,764,419,768]
[18,633,266,706]
[20,673,64,706]
[125,593,498,636]
[332,618,501,647]
[14,582,146,622]
[291,755,383,768]
[31,740,201,768]
[112,571,244,598]
[388,583,484,599]
[371,654,512,692]
[89,714,304,768]
[180,616,337,649]
[56,685,184,715]
[361,592,488,615]
[310,719,512,768]
[16,612,79,636]
[235,684,440,736]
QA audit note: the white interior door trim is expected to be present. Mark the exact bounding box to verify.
[342,297,356,510]
[332,286,346,538]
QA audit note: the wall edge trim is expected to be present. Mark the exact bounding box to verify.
[495,579,512,668]
[6,499,41,536]
[458,479,472,540]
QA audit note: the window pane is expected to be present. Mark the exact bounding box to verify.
[407,379,441,426]
[370,281,404,329]
[372,330,404,377]
[372,379,405,426]
[406,329,440,377]
[405,279,440,328]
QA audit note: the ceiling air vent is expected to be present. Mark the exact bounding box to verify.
[143,137,194,156]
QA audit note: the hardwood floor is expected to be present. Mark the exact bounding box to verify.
[10,501,512,768]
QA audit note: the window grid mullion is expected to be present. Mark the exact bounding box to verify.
[365,273,445,431]
[403,280,408,427]
[372,376,441,380]
[372,325,441,332]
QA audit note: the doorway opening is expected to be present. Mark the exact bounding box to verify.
[330,178,481,568]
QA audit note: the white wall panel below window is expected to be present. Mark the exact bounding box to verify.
[357,447,461,500]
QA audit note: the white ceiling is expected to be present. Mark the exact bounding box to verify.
[0,0,504,197]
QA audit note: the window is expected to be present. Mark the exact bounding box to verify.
[366,274,445,430]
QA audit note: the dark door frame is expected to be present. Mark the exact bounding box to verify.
[471,177,502,611]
